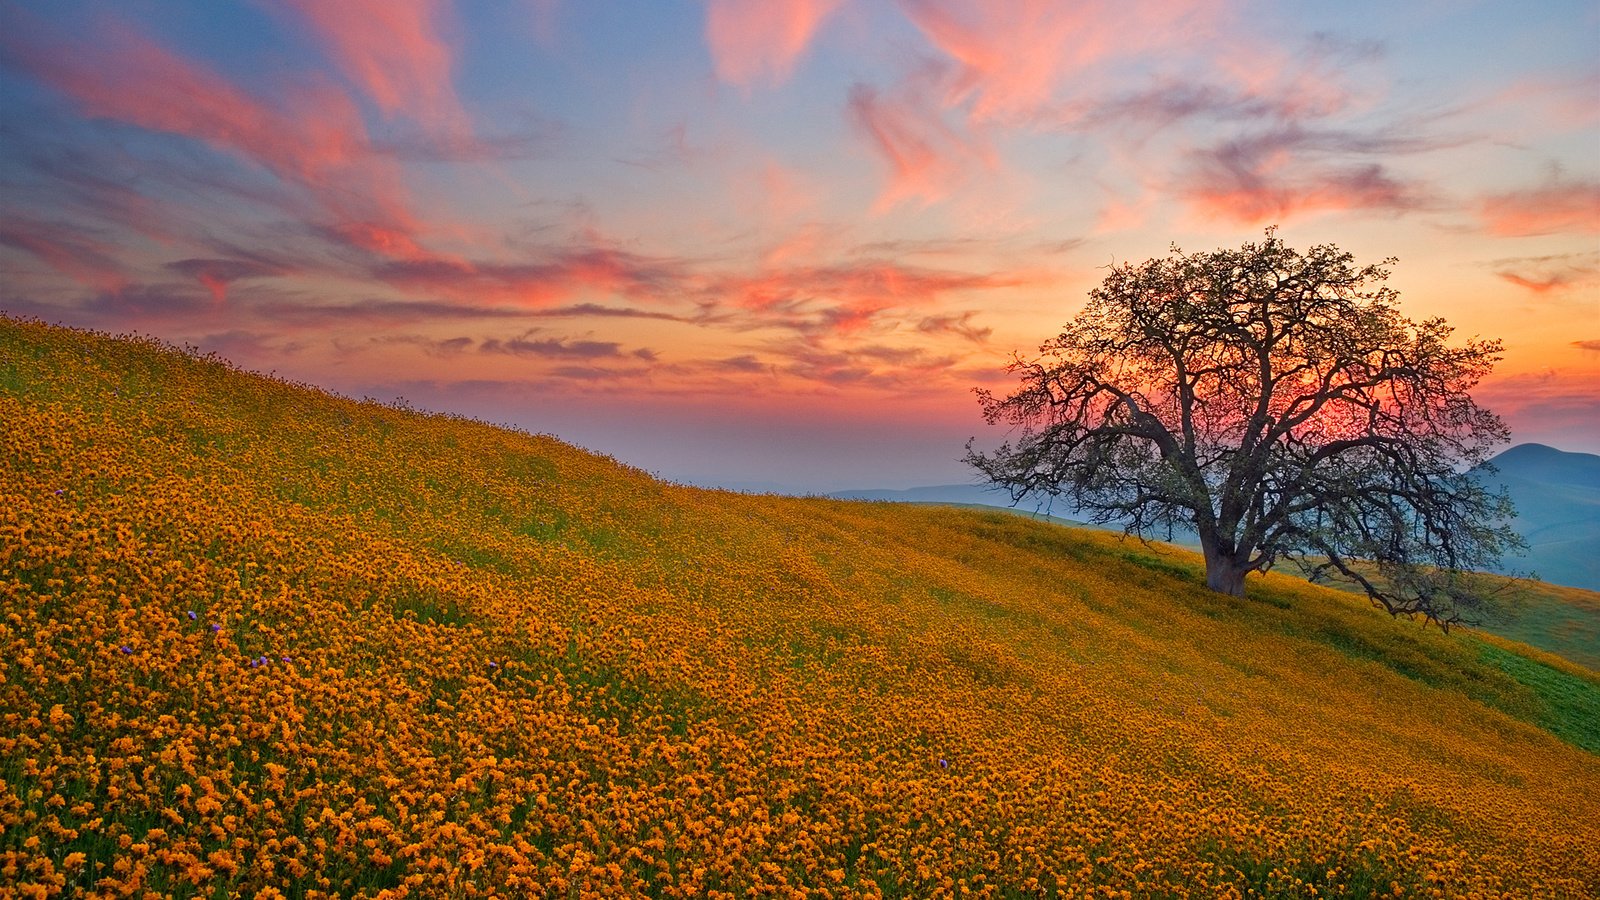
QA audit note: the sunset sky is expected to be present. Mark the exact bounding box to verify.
[2,1,1597,491]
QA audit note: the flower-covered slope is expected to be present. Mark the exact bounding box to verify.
[2,316,1596,898]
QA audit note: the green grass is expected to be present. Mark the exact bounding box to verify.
[1475,641,1600,752]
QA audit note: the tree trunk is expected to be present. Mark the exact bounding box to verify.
[1202,544,1248,597]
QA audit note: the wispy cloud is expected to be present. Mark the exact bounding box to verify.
[709,258,1023,336]
[1180,127,1439,223]
[369,334,476,356]
[712,354,769,373]
[1479,178,1600,237]
[1475,369,1600,445]
[479,334,639,360]
[847,74,995,211]
[0,216,128,292]
[916,311,991,343]
[705,0,843,90]
[773,341,966,389]
[894,0,1221,124]
[165,257,288,305]
[370,119,562,163]
[372,246,686,306]
[1490,252,1600,294]
[1,11,425,258]
[272,0,468,134]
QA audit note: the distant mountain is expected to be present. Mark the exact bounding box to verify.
[1478,443,1600,591]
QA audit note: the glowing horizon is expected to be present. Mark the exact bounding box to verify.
[2,1,1596,490]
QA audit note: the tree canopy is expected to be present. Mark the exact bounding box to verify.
[966,231,1523,628]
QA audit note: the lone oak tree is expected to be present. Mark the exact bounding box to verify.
[966,232,1522,628]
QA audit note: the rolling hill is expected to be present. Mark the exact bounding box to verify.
[2,316,1597,898]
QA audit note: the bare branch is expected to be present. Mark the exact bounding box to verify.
[965,229,1523,622]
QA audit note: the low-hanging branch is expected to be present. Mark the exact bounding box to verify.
[966,229,1524,629]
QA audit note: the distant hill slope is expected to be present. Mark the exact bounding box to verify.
[1478,443,1600,591]
[3,316,1597,897]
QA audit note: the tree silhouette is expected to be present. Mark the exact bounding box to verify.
[966,231,1522,628]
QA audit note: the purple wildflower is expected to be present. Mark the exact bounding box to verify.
[210,623,221,633]
[939,758,948,769]
[119,645,133,655]
[186,611,197,621]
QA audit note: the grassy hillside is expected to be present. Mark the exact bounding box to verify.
[2,317,1597,899]
[851,493,1600,670]
[1472,580,1600,671]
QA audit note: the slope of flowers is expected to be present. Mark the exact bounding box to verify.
[2,317,1597,899]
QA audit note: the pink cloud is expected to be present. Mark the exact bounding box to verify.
[1479,180,1600,237]
[896,0,1223,123]
[1186,164,1427,224]
[0,218,128,293]
[7,23,356,183]
[371,246,684,307]
[1180,129,1435,224]
[165,258,289,307]
[705,0,843,89]
[272,0,469,134]
[755,162,818,223]
[1478,72,1600,136]
[847,78,995,211]
[1474,369,1600,449]
[710,259,1023,335]
[4,14,426,260]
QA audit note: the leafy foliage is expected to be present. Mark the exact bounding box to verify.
[968,231,1522,627]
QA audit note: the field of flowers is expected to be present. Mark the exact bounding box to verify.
[2,316,1597,898]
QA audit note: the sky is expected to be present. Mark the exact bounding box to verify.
[1,0,1597,492]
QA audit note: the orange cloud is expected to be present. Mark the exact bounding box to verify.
[917,311,991,343]
[273,0,469,134]
[705,0,842,89]
[1491,252,1600,294]
[1479,180,1600,237]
